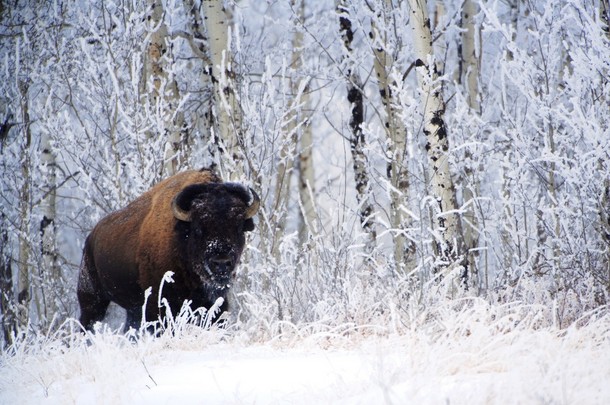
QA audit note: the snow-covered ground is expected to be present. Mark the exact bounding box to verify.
[2,304,610,404]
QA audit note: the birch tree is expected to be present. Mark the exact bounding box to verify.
[408,0,464,273]
[2,3,43,336]
[459,0,481,282]
[16,80,32,330]
[597,0,610,292]
[370,1,412,270]
[294,0,317,245]
[202,0,244,180]
[184,0,216,163]
[0,210,15,345]
[143,0,185,176]
[0,117,10,340]
[338,1,376,249]
[269,0,314,257]
[39,129,60,320]
[270,133,296,259]
[297,109,316,244]
[460,0,480,114]
[602,178,610,284]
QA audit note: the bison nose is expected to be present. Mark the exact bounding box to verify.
[211,254,233,266]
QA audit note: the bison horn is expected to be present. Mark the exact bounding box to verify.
[172,195,192,222]
[245,188,260,219]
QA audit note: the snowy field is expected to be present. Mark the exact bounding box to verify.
[2,302,610,404]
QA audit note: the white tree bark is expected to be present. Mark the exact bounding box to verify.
[600,0,610,290]
[17,81,32,329]
[461,0,480,114]
[144,0,185,176]
[292,0,316,244]
[271,129,295,259]
[371,2,411,269]
[338,0,376,250]
[202,0,243,180]
[601,178,610,279]
[39,129,60,320]
[185,0,215,164]
[408,0,463,268]
[298,124,316,242]
[270,95,296,260]
[460,0,481,284]
[499,0,520,272]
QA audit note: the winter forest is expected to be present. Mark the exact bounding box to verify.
[1,0,610,398]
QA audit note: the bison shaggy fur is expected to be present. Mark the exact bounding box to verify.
[77,168,259,331]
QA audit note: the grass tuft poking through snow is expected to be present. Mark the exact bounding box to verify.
[1,299,609,404]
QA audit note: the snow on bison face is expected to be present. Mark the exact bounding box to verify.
[172,182,259,291]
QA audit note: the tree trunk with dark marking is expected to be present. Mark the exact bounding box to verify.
[338,1,376,250]
[202,0,243,180]
[371,1,411,269]
[144,0,185,176]
[409,0,464,278]
[459,0,481,286]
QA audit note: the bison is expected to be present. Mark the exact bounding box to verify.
[77,168,260,331]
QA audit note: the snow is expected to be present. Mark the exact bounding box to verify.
[2,308,610,404]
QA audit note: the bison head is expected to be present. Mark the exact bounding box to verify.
[171,182,260,292]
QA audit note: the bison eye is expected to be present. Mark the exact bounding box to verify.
[243,218,255,232]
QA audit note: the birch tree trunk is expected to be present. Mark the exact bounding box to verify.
[17,80,32,330]
[338,1,376,250]
[460,0,481,286]
[499,0,521,276]
[270,0,315,257]
[203,0,244,180]
[39,130,60,321]
[0,212,15,345]
[601,0,610,297]
[371,1,412,270]
[0,121,10,341]
[144,0,185,176]
[271,130,295,260]
[269,95,296,261]
[295,0,316,245]
[298,118,316,244]
[601,178,610,297]
[185,0,215,162]
[408,0,464,274]
[460,0,480,114]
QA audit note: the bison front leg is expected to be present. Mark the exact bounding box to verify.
[77,253,110,331]
[125,307,142,332]
[124,288,170,335]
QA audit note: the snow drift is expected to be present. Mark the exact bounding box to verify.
[2,300,609,404]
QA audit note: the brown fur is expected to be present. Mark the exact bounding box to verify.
[77,168,255,331]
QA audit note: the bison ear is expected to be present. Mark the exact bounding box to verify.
[172,196,191,222]
[244,218,255,232]
[172,183,210,222]
[224,183,261,219]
